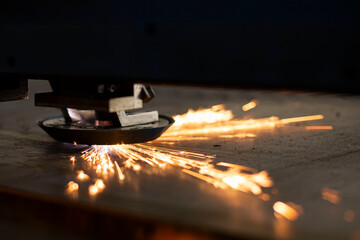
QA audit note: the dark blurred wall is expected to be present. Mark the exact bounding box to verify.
[0,1,359,92]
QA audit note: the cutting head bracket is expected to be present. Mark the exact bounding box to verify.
[35,81,173,144]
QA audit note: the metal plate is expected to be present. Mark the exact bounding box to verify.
[37,115,174,145]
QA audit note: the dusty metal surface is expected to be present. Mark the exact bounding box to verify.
[0,80,360,239]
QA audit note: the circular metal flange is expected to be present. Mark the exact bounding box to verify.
[37,115,174,145]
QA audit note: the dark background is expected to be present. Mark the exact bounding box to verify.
[0,1,359,92]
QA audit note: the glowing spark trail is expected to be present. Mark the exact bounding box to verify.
[242,100,258,111]
[81,144,273,194]
[273,201,303,221]
[306,126,333,130]
[68,104,324,217]
[172,104,233,127]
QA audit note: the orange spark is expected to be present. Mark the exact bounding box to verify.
[114,161,125,181]
[81,144,273,195]
[69,104,325,201]
[279,115,324,124]
[172,104,233,127]
[321,187,341,204]
[77,170,90,181]
[73,141,77,146]
[161,115,324,138]
[242,100,258,111]
[306,126,333,130]
[65,181,79,194]
[95,179,105,190]
[133,164,141,171]
[273,201,303,221]
[88,184,99,196]
[70,156,76,163]
[218,133,256,139]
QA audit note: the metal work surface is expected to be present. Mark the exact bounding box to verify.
[0,81,360,239]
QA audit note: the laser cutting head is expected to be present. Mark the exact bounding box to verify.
[35,81,174,145]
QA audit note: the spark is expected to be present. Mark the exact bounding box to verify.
[77,170,90,181]
[160,114,324,138]
[73,141,77,146]
[65,181,79,195]
[273,201,303,221]
[278,115,324,124]
[95,179,105,190]
[218,133,256,139]
[88,180,106,196]
[321,187,341,204]
[68,104,325,204]
[70,156,76,163]
[114,161,125,181]
[306,126,333,130]
[172,104,233,127]
[80,144,273,195]
[242,100,258,111]
[89,184,99,196]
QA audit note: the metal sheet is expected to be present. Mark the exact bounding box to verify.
[0,81,360,239]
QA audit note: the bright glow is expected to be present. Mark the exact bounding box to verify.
[242,100,258,111]
[65,181,79,194]
[321,187,341,204]
[278,115,324,124]
[114,161,125,181]
[273,201,303,221]
[160,111,324,139]
[95,179,105,190]
[306,126,333,130]
[88,184,99,196]
[172,104,233,127]
[81,144,273,195]
[77,170,90,181]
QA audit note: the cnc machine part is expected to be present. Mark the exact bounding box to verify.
[35,81,172,144]
[37,114,174,145]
